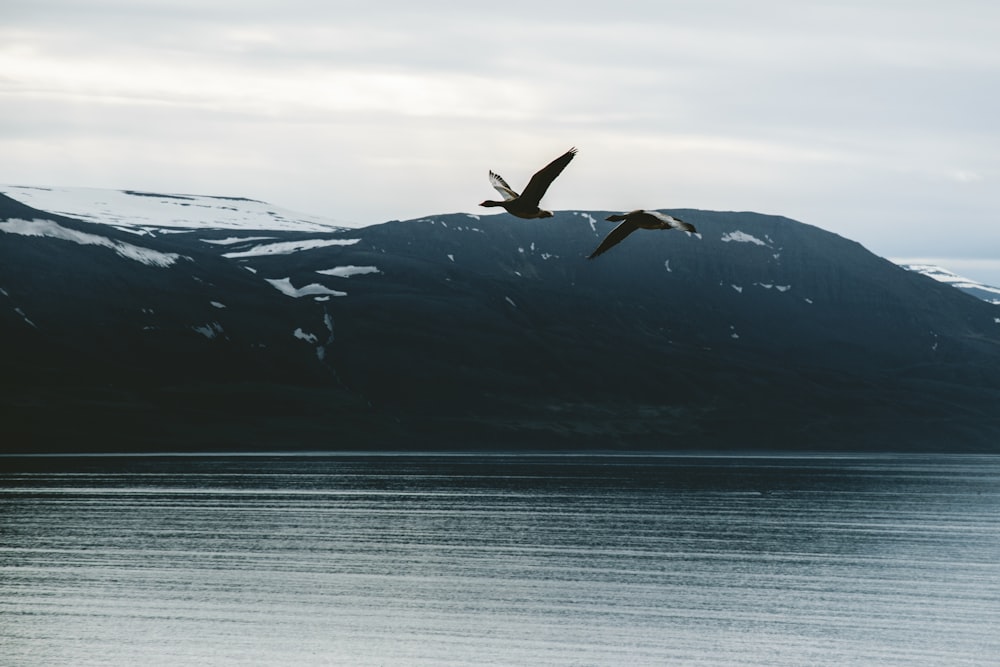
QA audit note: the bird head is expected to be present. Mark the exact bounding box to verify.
[675,218,697,233]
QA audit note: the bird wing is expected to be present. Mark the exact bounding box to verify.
[588,219,638,259]
[648,210,696,232]
[489,171,519,201]
[519,147,577,206]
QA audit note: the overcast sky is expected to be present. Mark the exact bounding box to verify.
[3,1,999,282]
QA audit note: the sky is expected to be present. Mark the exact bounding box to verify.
[3,0,999,283]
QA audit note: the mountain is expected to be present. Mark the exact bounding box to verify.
[899,263,1000,305]
[3,186,1000,453]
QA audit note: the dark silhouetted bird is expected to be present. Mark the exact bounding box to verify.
[480,148,577,219]
[589,210,697,259]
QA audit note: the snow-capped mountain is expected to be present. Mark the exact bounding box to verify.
[3,187,1000,452]
[899,263,1000,305]
[3,185,349,232]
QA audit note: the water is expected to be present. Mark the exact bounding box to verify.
[1,453,998,666]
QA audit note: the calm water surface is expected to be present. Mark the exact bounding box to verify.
[1,453,998,666]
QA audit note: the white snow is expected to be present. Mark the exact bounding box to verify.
[316,265,381,278]
[465,214,480,221]
[1,185,350,231]
[0,218,186,267]
[201,236,275,245]
[664,260,672,273]
[293,328,318,344]
[731,285,743,293]
[111,226,154,237]
[193,322,223,339]
[210,301,226,309]
[775,285,791,292]
[903,264,968,284]
[505,296,517,308]
[318,318,334,356]
[901,263,1000,298]
[265,277,347,299]
[721,231,768,246]
[222,238,360,259]
[14,307,37,328]
[447,254,455,262]
[575,211,598,232]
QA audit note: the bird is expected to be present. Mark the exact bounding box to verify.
[588,210,697,259]
[480,147,577,219]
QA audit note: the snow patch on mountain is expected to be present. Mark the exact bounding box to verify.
[574,211,598,232]
[899,263,1000,304]
[193,322,224,339]
[721,231,768,246]
[14,307,37,328]
[223,238,360,258]
[2,186,349,232]
[202,236,275,246]
[317,265,381,278]
[1,218,186,267]
[293,328,318,344]
[265,278,347,299]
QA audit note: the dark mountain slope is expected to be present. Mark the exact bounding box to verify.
[3,191,999,452]
[309,211,1000,449]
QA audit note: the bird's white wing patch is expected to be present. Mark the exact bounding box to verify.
[647,210,687,229]
[489,171,519,200]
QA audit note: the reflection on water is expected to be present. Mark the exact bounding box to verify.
[2,454,999,666]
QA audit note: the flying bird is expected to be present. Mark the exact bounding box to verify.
[480,148,577,219]
[588,210,697,259]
